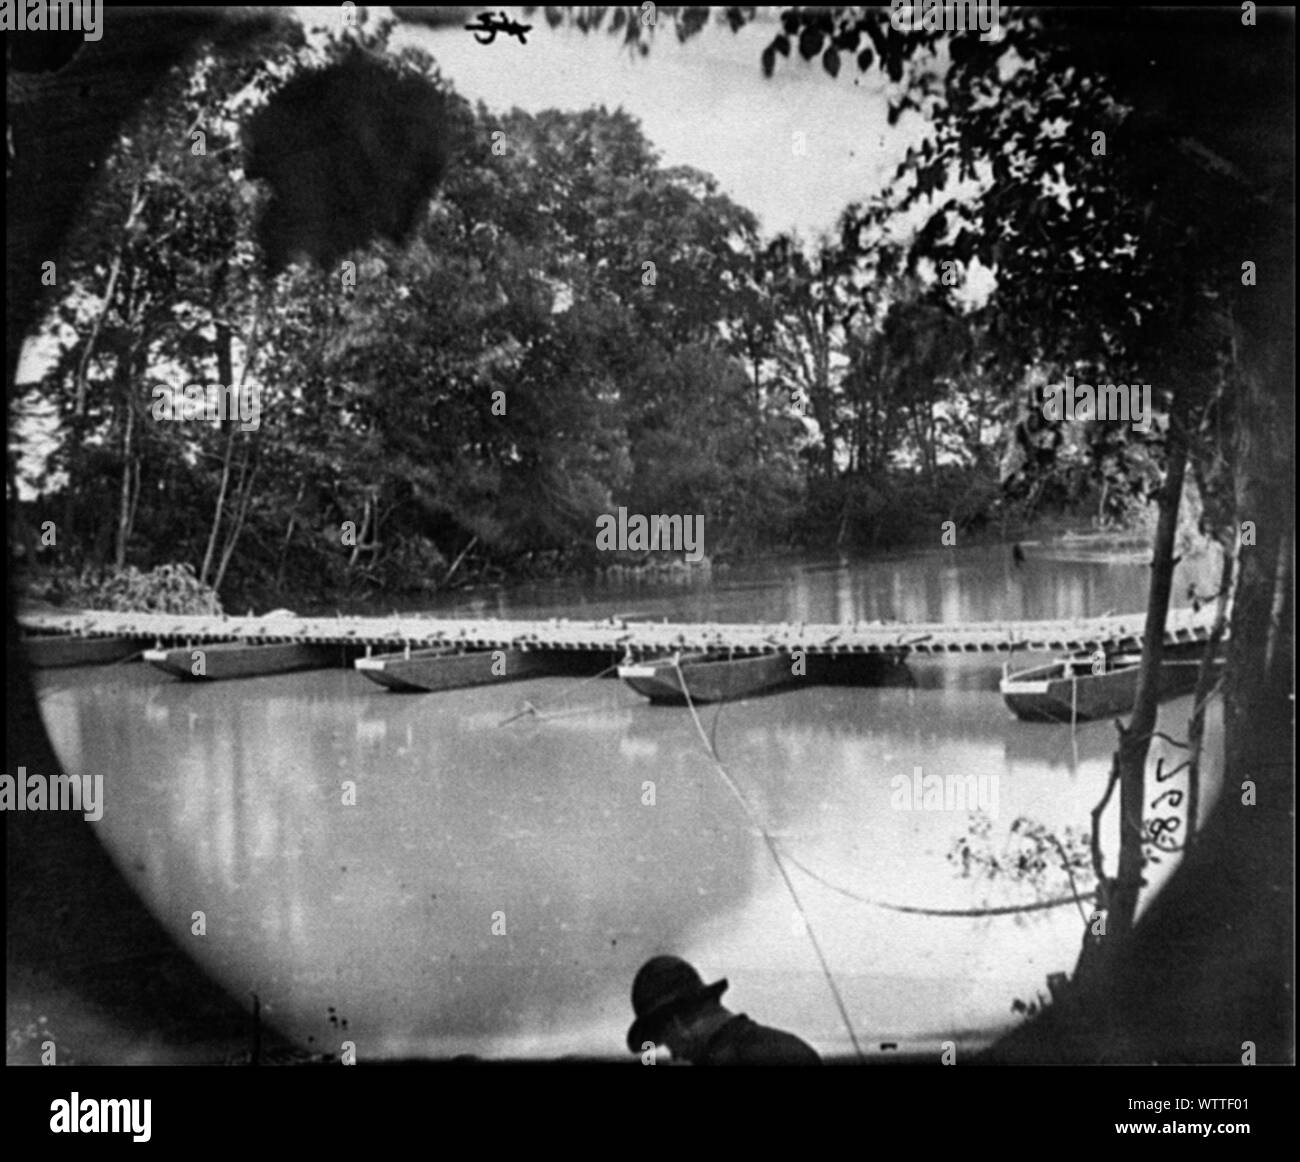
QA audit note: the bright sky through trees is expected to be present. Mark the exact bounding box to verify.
[379,5,920,242]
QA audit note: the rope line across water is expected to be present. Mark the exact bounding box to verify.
[670,655,867,1063]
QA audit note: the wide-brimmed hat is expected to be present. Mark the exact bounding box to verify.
[626,955,728,1053]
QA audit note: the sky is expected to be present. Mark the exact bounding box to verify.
[337,5,930,243]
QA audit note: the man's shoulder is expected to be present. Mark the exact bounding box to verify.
[704,1015,822,1065]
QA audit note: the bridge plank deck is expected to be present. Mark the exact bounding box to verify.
[16,606,1220,657]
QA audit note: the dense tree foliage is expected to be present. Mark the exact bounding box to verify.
[12,13,1111,607]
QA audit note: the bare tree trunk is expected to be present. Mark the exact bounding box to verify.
[1108,415,1189,939]
[1074,420,1188,995]
[200,322,237,585]
[1208,318,1294,1062]
[814,312,836,479]
[348,493,371,569]
[369,498,384,565]
[212,445,258,596]
[5,448,33,564]
[75,181,146,419]
[835,498,850,549]
[1185,544,1235,850]
[274,480,307,593]
[1225,341,1293,814]
[442,534,478,588]
[112,348,143,570]
[114,400,135,569]
[200,423,236,585]
[126,455,142,551]
[1263,524,1292,689]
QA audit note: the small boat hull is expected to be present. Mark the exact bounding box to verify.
[619,651,799,704]
[23,634,144,669]
[355,646,550,692]
[145,641,356,680]
[1000,653,1220,723]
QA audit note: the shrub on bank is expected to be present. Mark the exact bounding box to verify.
[18,563,223,615]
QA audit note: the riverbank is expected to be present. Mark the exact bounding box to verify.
[13,503,1168,619]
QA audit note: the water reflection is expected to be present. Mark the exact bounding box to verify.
[427,544,1218,629]
[33,548,1224,1058]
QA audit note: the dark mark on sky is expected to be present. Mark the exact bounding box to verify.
[465,10,532,45]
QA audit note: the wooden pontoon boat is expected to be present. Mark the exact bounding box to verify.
[999,650,1220,723]
[354,645,550,692]
[23,633,144,669]
[618,650,799,705]
[144,640,356,680]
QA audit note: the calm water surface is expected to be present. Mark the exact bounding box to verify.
[36,545,1225,1059]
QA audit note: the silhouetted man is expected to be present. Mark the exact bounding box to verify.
[627,955,821,1065]
[1012,542,1026,567]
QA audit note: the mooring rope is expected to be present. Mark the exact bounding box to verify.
[494,650,1197,1053]
[776,845,1098,917]
[670,656,867,1063]
[496,662,620,726]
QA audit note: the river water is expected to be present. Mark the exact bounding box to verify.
[34,542,1225,1061]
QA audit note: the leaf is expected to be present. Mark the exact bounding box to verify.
[857,47,874,72]
[761,43,776,78]
[798,26,823,60]
[678,7,710,42]
[823,47,840,78]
